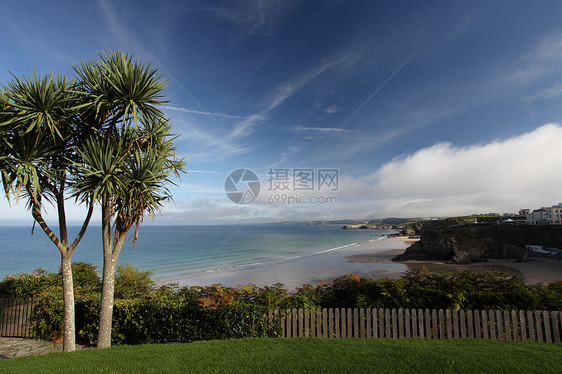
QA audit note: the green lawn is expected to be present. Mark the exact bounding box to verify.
[1,338,561,373]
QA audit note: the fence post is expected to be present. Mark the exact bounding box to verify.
[359,308,366,338]
[346,309,352,338]
[445,309,452,339]
[373,308,380,338]
[328,308,334,339]
[482,311,488,339]
[496,310,503,340]
[488,310,496,340]
[527,310,535,341]
[453,310,459,339]
[292,309,298,338]
[520,310,527,341]
[366,308,372,338]
[335,308,340,339]
[398,309,404,338]
[316,309,321,338]
[411,309,418,337]
[460,310,466,338]
[551,311,560,343]
[466,310,473,338]
[535,311,543,342]
[511,310,518,341]
[303,309,309,337]
[425,309,431,339]
[280,310,286,338]
[418,309,427,338]
[405,309,411,338]
[438,309,445,339]
[288,309,294,338]
[503,310,511,340]
[298,309,303,337]
[543,311,551,343]
[385,309,391,338]
[353,308,359,338]
[431,309,438,339]
[340,308,346,338]
[322,309,328,338]
[377,309,382,338]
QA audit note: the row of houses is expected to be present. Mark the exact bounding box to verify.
[519,203,562,225]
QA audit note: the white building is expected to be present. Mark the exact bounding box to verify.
[525,203,562,224]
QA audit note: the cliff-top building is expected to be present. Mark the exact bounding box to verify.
[523,203,562,224]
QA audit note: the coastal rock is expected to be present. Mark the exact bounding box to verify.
[392,228,495,264]
[342,224,373,230]
[392,224,562,264]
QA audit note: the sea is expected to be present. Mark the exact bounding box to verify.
[0,224,393,282]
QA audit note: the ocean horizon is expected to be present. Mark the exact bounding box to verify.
[0,224,394,282]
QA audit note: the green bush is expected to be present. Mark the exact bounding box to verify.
[114,263,154,299]
[2,264,561,344]
[0,269,59,298]
[76,297,280,345]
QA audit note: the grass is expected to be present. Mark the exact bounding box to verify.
[1,338,561,373]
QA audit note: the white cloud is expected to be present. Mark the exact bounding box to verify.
[230,48,360,139]
[325,105,341,114]
[362,123,562,216]
[153,123,562,224]
[163,105,248,120]
[173,117,250,158]
[211,0,297,36]
[522,82,562,102]
[292,126,357,134]
[505,33,562,86]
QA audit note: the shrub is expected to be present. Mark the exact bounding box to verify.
[2,265,561,344]
[114,263,154,299]
[0,269,59,298]
[77,298,280,345]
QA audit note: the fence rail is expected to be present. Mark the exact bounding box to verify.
[269,308,562,343]
[0,298,39,338]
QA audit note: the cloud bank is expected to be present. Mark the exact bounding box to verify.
[352,123,562,217]
[6,123,557,225]
[166,123,562,223]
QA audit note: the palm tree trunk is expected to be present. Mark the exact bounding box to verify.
[31,199,77,352]
[61,254,75,352]
[97,252,116,348]
[97,203,115,348]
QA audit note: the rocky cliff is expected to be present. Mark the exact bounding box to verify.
[392,224,562,264]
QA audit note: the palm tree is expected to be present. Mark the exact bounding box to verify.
[0,74,94,352]
[72,52,186,348]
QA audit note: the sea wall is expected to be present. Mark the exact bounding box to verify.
[393,224,562,264]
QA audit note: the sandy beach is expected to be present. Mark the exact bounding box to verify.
[158,236,562,290]
[162,237,411,290]
[350,242,562,285]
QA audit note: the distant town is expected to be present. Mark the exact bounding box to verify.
[520,203,562,225]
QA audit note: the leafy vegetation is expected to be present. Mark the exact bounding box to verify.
[1,264,560,345]
[1,51,186,350]
[0,338,560,374]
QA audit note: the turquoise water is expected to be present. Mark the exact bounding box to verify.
[0,225,392,280]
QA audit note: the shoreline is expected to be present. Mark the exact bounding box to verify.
[155,234,562,289]
[349,248,562,284]
[156,237,411,290]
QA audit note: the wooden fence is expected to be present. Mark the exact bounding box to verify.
[0,298,39,338]
[1,298,561,343]
[269,308,562,343]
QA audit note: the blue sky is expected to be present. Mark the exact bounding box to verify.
[2,0,562,225]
